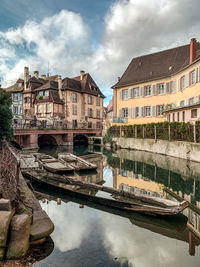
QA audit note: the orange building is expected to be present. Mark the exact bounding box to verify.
[112,38,200,124]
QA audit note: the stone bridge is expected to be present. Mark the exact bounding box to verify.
[13,128,101,149]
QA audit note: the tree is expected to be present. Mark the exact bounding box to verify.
[0,89,13,141]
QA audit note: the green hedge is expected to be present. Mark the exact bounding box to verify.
[107,121,200,142]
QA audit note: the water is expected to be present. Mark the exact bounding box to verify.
[32,145,200,267]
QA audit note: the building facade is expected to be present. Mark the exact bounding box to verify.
[112,38,200,124]
[4,68,104,130]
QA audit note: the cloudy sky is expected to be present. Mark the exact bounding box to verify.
[0,0,200,105]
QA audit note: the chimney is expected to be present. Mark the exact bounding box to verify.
[80,70,85,80]
[41,74,46,80]
[34,71,39,79]
[24,67,29,90]
[190,38,197,64]
[118,77,120,81]
[57,75,62,99]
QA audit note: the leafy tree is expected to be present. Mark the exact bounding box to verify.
[0,90,13,141]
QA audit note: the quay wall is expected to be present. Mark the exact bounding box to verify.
[113,137,200,163]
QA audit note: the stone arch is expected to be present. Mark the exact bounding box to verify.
[38,135,58,147]
[10,141,22,150]
[73,134,88,145]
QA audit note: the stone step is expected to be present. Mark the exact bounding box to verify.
[30,210,54,242]
[6,214,30,260]
[0,210,15,260]
[0,199,11,211]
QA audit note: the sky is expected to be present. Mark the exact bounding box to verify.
[1,0,200,105]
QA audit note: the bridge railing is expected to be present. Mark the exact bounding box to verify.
[12,121,103,130]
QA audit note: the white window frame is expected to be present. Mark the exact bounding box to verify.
[122,89,128,100]
[144,85,151,96]
[158,84,164,95]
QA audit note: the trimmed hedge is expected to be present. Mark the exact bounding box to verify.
[107,121,200,143]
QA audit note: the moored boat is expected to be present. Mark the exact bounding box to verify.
[58,153,97,172]
[22,169,188,217]
[34,153,74,174]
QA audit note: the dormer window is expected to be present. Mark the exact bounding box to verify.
[44,90,49,97]
[18,83,22,87]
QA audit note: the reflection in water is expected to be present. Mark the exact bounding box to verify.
[31,145,200,266]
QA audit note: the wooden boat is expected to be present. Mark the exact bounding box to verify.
[22,169,188,216]
[58,153,97,172]
[34,153,74,174]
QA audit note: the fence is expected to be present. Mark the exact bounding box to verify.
[109,122,200,143]
[0,140,20,207]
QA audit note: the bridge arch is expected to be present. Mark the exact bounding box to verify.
[10,141,22,150]
[38,135,58,147]
[73,134,88,145]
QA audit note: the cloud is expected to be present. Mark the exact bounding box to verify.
[1,0,200,95]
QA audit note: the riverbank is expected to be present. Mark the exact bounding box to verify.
[113,137,200,163]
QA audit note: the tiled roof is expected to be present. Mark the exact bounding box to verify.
[71,73,105,98]
[34,81,58,91]
[4,79,24,93]
[50,90,64,104]
[62,77,81,92]
[112,42,200,88]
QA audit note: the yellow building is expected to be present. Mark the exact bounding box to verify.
[112,38,200,124]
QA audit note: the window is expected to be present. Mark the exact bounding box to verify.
[190,71,195,85]
[13,93,18,101]
[122,108,128,118]
[13,106,18,114]
[122,89,128,100]
[191,109,197,118]
[96,109,100,118]
[96,98,100,106]
[157,105,164,116]
[177,112,180,122]
[46,104,51,113]
[144,106,151,117]
[72,105,77,115]
[181,76,185,90]
[180,100,184,107]
[88,122,92,128]
[182,111,185,122]
[189,98,194,105]
[72,120,78,128]
[96,122,101,129]
[133,88,139,98]
[172,113,175,122]
[24,97,30,103]
[88,108,93,118]
[39,91,43,96]
[144,86,151,96]
[158,84,164,95]
[88,95,93,104]
[37,105,42,114]
[72,93,77,103]
[18,83,22,88]
[135,107,139,117]
[44,90,49,97]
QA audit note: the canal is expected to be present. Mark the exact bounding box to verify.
[32,145,200,267]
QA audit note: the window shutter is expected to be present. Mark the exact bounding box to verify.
[177,101,180,107]
[195,68,198,83]
[178,79,181,91]
[128,88,132,99]
[152,106,156,116]
[128,108,131,118]
[172,80,176,93]
[184,99,188,106]
[185,73,189,87]
[119,90,122,100]
[141,107,144,117]
[163,83,166,94]
[119,109,122,118]
[199,67,200,82]
[166,82,170,93]
[152,84,156,95]
[156,84,159,95]
[194,96,199,103]
[132,108,134,118]
[131,88,134,98]
[140,87,144,97]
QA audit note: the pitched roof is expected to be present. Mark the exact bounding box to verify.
[112,42,200,88]
[62,77,81,92]
[70,73,105,98]
[4,79,24,93]
[50,90,64,104]
[34,80,59,91]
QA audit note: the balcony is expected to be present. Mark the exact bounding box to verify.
[112,117,128,123]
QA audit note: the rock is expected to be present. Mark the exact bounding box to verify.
[30,210,54,242]
[6,214,30,260]
[30,237,46,246]
[0,210,15,247]
[0,199,11,211]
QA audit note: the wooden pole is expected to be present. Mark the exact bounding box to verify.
[143,126,145,139]
[120,125,122,138]
[193,123,197,143]
[168,125,171,141]
[135,126,137,138]
[154,125,157,141]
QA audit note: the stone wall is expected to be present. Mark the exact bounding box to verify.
[113,137,200,163]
